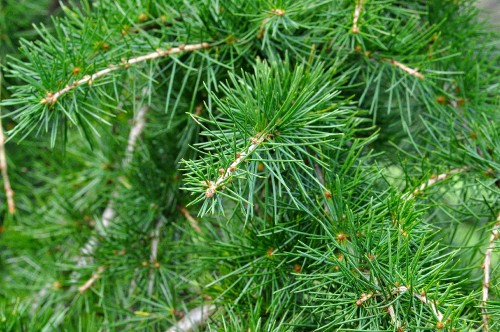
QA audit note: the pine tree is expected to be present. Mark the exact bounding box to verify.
[0,0,499,331]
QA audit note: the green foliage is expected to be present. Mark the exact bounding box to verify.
[0,0,498,331]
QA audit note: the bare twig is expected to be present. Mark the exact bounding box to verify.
[414,291,444,322]
[123,101,149,167]
[165,305,216,332]
[40,42,210,106]
[204,133,266,198]
[383,58,425,80]
[0,71,15,214]
[148,219,165,296]
[313,163,325,187]
[77,104,149,267]
[392,286,444,322]
[178,206,201,233]
[352,0,365,34]
[386,304,400,328]
[405,168,467,201]
[78,266,105,293]
[356,292,373,306]
[481,212,500,331]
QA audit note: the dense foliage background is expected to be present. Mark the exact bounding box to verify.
[0,0,498,331]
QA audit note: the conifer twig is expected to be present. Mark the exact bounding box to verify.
[405,167,467,200]
[204,133,266,198]
[351,0,365,34]
[0,71,15,214]
[40,42,210,105]
[78,266,105,293]
[78,104,149,266]
[148,218,164,296]
[178,206,202,233]
[165,304,216,332]
[392,286,444,322]
[481,212,500,332]
[383,58,424,80]
[386,304,400,328]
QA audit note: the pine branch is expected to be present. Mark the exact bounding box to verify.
[0,117,14,215]
[78,266,105,293]
[406,167,467,200]
[351,0,365,34]
[178,206,201,233]
[203,133,266,199]
[0,72,14,214]
[481,212,500,332]
[382,58,425,80]
[391,286,444,323]
[40,43,210,106]
[148,218,164,296]
[165,305,216,332]
[78,103,149,266]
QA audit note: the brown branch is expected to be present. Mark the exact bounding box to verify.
[352,0,365,34]
[178,206,202,233]
[0,71,15,214]
[78,266,105,293]
[40,42,210,105]
[165,305,216,332]
[204,133,266,198]
[382,58,424,80]
[482,212,500,332]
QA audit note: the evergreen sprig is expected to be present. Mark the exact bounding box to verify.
[0,0,498,331]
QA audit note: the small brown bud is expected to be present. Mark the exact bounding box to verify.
[218,168,225,175]
[293,264,301,273]
[266,248,274,256]
[272,8,285,16]
[354,45,362,53]
[436,95,446,105]
[142,261,149,267]
[71,67,81,75]
[337,233,347,242]
[436,321,445,329]
[324,191,332,199]
[138,13,148,22]
[258,163,265,172]
[352,27,360,34]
